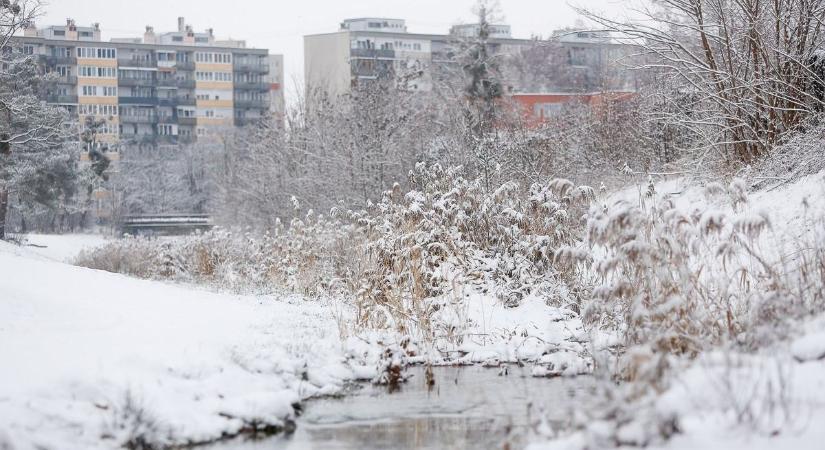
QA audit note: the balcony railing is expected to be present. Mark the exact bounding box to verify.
[118,59,157,69]
[175,61,195,71]
[175,98,196,106]
[120,115,158,124]
[44,55,77,66]
[53,75,77,85]
[157,116,177,124]
[118,96,158,105]
[350,48,396,59]
[234,99,269,109]
[234,117,265,127]
[177,117,197,126]
[176,79,196,89]
[233,81,269,91]
[156,78,177,88]
[118,78,155,87]
[46,95,78,104]
[233,63,269,74]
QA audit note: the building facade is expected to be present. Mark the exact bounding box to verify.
[304,18,638,98]
[12,18,284,151]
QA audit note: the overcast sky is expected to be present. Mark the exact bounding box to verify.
[39,0,629,97]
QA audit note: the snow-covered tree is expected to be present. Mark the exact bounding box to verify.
[1,0,78,238]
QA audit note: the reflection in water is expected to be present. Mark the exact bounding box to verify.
[210,366,595,450]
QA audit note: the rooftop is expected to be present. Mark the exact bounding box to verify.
[22,17,252,49]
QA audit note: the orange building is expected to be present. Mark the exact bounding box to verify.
[510,91,637,127]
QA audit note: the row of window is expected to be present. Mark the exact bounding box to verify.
[196,94,230,101]
[79,66,117,78]
[356,40,423,51]
[195,71,232,82]
[158,124,177,136]
[77,47,117,59]
[235,92,269,101]
[195,52,232,64]
[79,104,119,116]
[80,85,117,96]
[84,122,119,135]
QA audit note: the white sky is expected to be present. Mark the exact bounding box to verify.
[39,0,629,98]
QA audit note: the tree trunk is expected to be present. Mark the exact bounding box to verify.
[0,189,8,240]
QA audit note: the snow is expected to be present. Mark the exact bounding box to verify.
[528,170,825,450]
[791,332,825,362]
[0,242,352,449]
[17,233,110,262]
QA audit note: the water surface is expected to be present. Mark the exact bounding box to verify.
[213,366,595,450]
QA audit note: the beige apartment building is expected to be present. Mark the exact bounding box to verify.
[11,17,284,150]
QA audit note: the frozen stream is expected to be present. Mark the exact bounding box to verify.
[211,366,596,450]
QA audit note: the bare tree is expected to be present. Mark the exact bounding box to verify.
[580,0,825,165]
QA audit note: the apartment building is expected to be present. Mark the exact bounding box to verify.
[11,18,284,149]
[304,18,637,98]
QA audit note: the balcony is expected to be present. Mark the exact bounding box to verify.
[175,97,196,106]
[233,63,269,74]
[118,77,155,87]
[44,55,77,66]
[177,117,197,126]
[118,59,157,69]
[175,61,195,71]
[176,79,196,89]
[350,48,395,59]
[234,99,269,109]
[120,114,158,124]
[156,78,177,88]
[46,95,78,104]
[233,81,269,91]
[234,117,264,127]
[53,75,77,85]
[118,96,158,105]
[157,116,177,124]
[157,98,177,107]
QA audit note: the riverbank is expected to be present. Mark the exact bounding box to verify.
[0,240,350,449]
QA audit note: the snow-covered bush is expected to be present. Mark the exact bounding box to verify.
[76,215,365,297]
[574,178,825,365]
[76,164,596,347]
[353,163,594,339]
[539,177,825,448]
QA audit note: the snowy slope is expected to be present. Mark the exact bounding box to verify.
[528,171,825,450]
[0,244,351,449]
[23,233,111,262]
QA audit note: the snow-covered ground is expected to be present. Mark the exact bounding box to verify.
[15,233,110,263]
[0,240,352,449]
[528,171,825,450]
[0,236,583,449]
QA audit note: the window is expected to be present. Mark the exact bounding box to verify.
[79,104,118,116]
[536,103,562,119]
[77,47,116,59]
[54,30,65,36]
[172,36,183,42]
[158,124,176,136]
[195,52,231,64]
[102,86,117,96]
[80,85,98,96]
[79,66,116,78]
